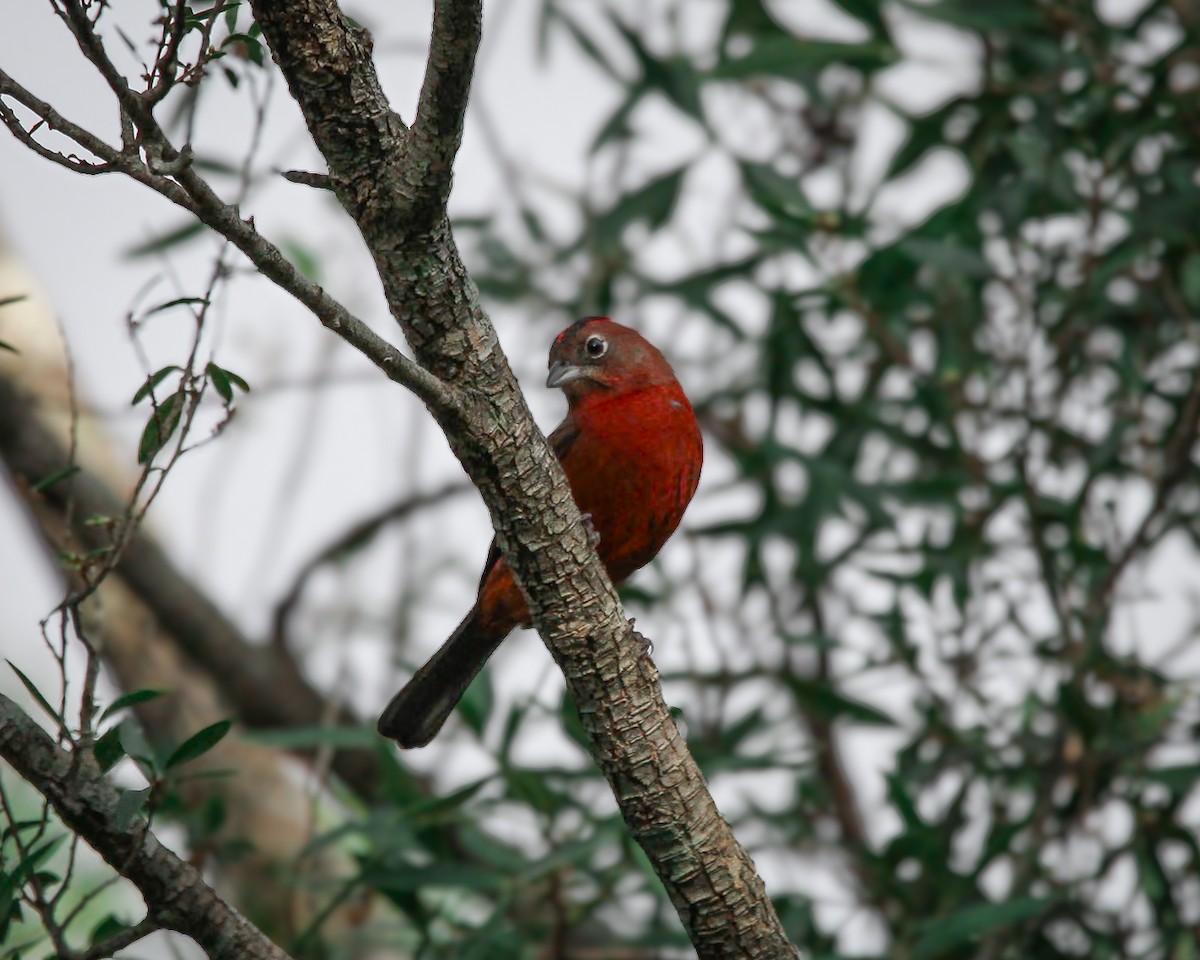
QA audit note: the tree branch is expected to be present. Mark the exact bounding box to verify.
[0,62,457,416]
[271,481,470,646]
[410,0,484,226]
[0,695,294,960]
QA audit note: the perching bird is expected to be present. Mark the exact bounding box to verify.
[377,317,704,748]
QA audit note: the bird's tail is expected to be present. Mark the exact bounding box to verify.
[377,610,505,748]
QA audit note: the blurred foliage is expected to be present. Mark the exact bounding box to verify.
[5,0,1200,958]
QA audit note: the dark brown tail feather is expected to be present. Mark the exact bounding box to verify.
[377,611,506,748]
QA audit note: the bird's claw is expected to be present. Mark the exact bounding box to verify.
[581,512,601,548]
[629,619,653,656]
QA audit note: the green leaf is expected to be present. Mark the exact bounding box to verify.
[205,362,249,403]
[1146,763,1200,794]
[222,31,265,65]
[903,0,1045,32]
[0,294,29,309]
[99,689,166,724]
[1180,253,1200,311]
[143,297,209,318]
[913,897,1052,959]
[279,237,322,284]
[131,366,182,405]
[367,861,508,895]
[207,363,232,402]
[457,670,494,737]
[6,662,59,723]
[831,0,892,39]
[113,788,150,831]
[594,166,687,252]
[715,34,894,83]
[0,340,18,355]
[124,220,205,258]
[559,690,591,752]
[546,4,621,80]
[900,236,991,278]
[31,464,80,494]
[741,162,816,223]
[610,21,704,121]
[93,725,125,772]
[785,677,896,727]
[9,835,67,883]
[136,390,184,464]
[89,913,132,947]
[165,719,232,770]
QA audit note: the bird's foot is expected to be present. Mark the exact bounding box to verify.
[581,512,601,548]
[628,619,653,656]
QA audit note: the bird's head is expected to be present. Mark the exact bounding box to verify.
[546,317,678,402]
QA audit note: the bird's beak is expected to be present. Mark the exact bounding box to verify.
[546,361,586,389]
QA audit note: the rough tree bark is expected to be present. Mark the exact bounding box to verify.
[0,1,798,955]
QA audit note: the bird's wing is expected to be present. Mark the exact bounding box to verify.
[548,416,581,461]
[475,415,579,593]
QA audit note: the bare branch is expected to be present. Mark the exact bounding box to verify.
[0,68,116,175]
[410,0,484,225]
[71,917,161,960]
[281,168,333,190]
[271,481,470,646]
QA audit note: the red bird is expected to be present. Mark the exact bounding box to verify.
[378,317,703,748]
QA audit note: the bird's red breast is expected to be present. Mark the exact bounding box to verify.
[474,320,703,635]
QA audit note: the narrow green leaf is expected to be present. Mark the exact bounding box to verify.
[368,861,508,895]
[165,719,232,769]
[31,464,80,494]
[113,788,150,830]
[1146,763,1200,794]
[92,725,125,773]
[99,689,166,724]
[900,236,991,278]
[143,296,209,318]
[206,362,233,402]
[279,238,322,284]
[1180,252,1200,311]
[741,162,815,221]
[6,662,60,723]
[913,897,1052,959]
[124,220,205,258]
[136,390,184,464]
[594,166,687,252]
[0,340,18,355]
[715,34,894,83]
[131,366,182,406]
[89,914,132,948]
[116,718,157,776]
[785,677,896,727]
[457,671,493,737]
[205,363,249,402]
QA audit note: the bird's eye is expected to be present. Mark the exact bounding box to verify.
[584,335,608,359]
